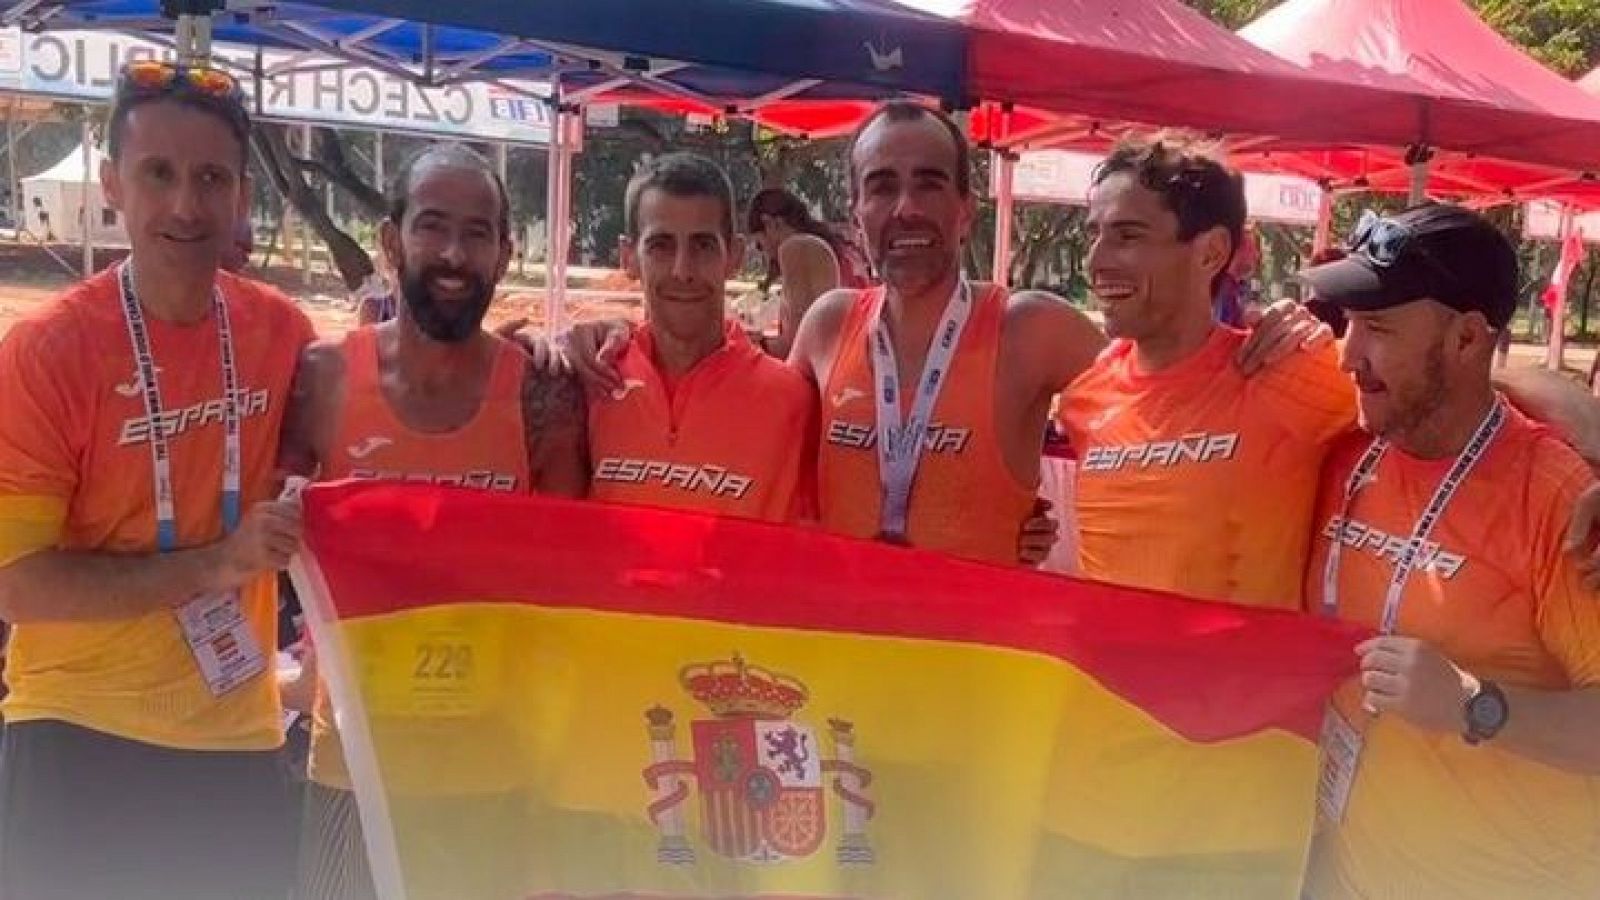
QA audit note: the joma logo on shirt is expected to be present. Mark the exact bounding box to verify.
[1322,515,1467,580]
[349,470,519,492]
[117,389,271,446]
[593,458,753,499]
[825,421,972,454]
[1080,432,1239,473]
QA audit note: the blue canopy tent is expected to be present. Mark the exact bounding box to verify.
[1,0,967,325]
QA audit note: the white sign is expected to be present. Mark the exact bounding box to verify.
[1524,200,1600,244]
[1010,149,1324,227]
[0,27,566,146]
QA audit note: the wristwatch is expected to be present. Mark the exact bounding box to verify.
[1463,679,1509,745]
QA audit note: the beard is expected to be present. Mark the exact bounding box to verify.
[399,262,493,343]
[1376,339,1450,442]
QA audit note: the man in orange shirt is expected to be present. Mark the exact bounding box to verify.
[586,153,816,524]
[0,62,312,899]
[787,102,1108,565]
[278,143,588,900]
[557,110,1319,567]
[1058,136,1357,610]
[1303,204,1600,899]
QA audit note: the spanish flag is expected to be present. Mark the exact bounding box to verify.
[292,483,1364,900]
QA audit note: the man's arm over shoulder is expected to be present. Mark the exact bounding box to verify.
[786,287,859,387]
[1003,290,1107,395]
[1253,338,1357,444]
[523,366,590,498]
[1495,367,1600,466]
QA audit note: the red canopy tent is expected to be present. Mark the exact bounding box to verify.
[1232,0,1600,207]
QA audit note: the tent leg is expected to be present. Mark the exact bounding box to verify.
[989,149,1015,288]
[6,118,17,240]
[300,123,313,286]
[1549,206,1573,372]
[80,111,93,277]
[556,112,577,333]
[543,103,564,336]
[1408,157,1429,205]
[373,130,384,189]
[1311,187,1334,254]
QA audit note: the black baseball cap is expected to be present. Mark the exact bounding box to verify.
[1299,203,1518,329]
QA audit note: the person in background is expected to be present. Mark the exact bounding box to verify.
[746,187,867,358]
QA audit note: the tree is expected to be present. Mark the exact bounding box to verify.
[251,123,376,291]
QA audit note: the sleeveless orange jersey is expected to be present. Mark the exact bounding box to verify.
[587,321,815,524]
[1305,410,1600,900]
[817,284,1036,565]
[0,268,313,751]
[1060,328,1356,609]
[309,325,530,791]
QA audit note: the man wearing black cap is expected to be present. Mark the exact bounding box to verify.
[1301,203,1600,899]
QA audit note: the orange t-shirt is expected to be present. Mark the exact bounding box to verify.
[0,266,314,751]
[587,321,815,524]
[309,325,531,790]
[816,284,1036,565]
[1305,408,1600,900]
[1059,328,1356,608]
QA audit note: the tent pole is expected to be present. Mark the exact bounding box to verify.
[556,109,577,334]
[543,96,564,335]
[989,149,1015,287]
[1406,144,1430,205]
[300,123,312,286]
[1549,205,1573,372]
[1311,185,1334,254]
[6,117,18,239]
[373,130,384,189]
[80,111,93,276]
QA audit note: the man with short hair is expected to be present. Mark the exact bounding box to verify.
[279,142,589,900]
[1302,204,1600,899]
[0,60,312,898]
[1059,135,1357,611]
[789,101,1108,565]
[587,152,817,522]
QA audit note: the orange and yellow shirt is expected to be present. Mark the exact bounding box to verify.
[1060,327,1355,608]
[1305,408,1600,900]
[817,284,1036,565]
[587,320,815,525]
[308,325,530,791]
[0,266,314,750]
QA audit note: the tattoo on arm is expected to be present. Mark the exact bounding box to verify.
[522,367,590,496]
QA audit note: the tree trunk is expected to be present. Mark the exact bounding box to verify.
[252,125,373,291]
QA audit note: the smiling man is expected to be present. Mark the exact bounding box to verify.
[1057,136,1357,611]
[788,101,1108,565]
[0,62,313,899]
[278,143,589,900]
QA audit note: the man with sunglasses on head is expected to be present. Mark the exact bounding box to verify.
[0,61,313,898]
[1301,203,1600,900]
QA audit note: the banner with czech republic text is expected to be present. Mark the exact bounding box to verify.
[291,482,1364,900]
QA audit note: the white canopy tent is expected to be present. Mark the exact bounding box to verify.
[19,140,122,247]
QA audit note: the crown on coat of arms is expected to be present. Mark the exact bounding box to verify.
[679,654,808,719]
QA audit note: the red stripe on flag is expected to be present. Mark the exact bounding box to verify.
[302,482,1364,743]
